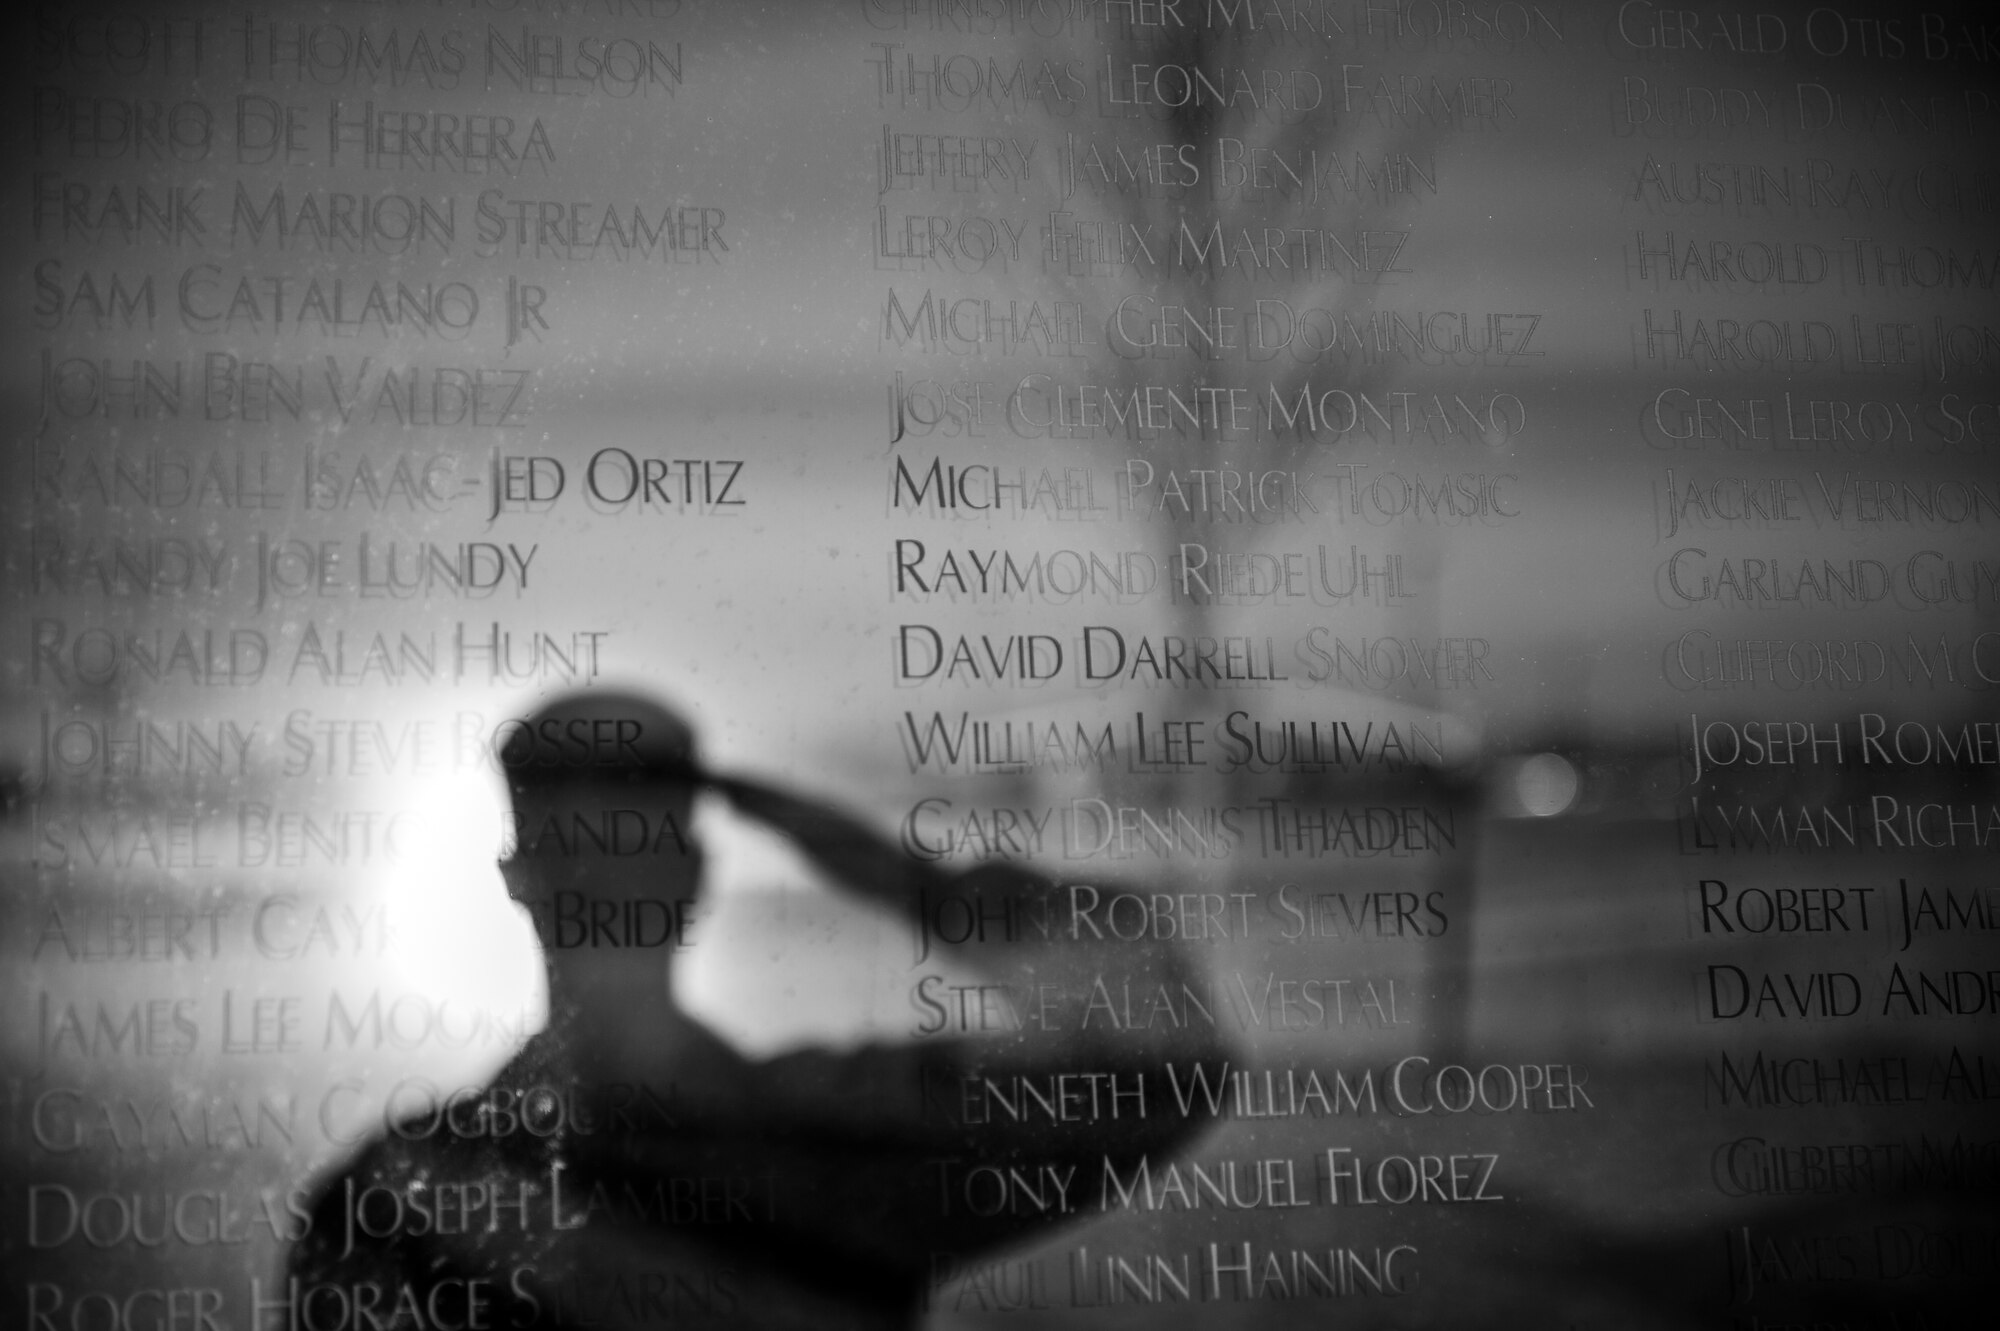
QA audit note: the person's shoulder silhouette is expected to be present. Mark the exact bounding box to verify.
[288,690,1231,1329]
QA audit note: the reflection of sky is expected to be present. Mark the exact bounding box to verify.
[5,19,1994,869]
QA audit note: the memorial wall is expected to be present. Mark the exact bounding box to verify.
[4,0,1996,1325]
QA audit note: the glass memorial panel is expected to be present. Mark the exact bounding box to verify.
[4,1,1996,1327]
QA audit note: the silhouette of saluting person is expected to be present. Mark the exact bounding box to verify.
[288,690,1233,1328]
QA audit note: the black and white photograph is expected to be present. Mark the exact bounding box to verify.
[4,2,1996,1326]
